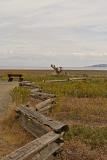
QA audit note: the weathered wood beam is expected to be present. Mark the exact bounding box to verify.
[35,99,55,111]
[19,81,39,89]
[20,114,48,138]
[3,131,62,160]
[44,79,68,83]
[30,88,42,93]
[29,142,63,160]
[30,92,56,100]
[39,105,52,112]
[69,77,87,81]
[17,106,69,134]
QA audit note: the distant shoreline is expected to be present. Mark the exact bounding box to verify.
[0,67,107,71]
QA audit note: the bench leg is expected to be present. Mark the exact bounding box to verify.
[8,78,13,82]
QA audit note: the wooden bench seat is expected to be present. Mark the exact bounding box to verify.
[8,74,24,82]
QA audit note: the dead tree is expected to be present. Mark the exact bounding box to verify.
[51,64,62,75]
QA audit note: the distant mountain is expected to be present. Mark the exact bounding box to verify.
[88,64,107,67]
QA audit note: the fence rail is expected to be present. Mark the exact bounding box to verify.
[3,81,68,160]
[3,132,62,160]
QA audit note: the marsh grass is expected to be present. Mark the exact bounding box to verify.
[40,80,107,97]
[62,140,107,160]
[10,87,30,105]
[65,125,107,149]
[54,97,107,123]
[23,73,107,97]
[24,74,68,83]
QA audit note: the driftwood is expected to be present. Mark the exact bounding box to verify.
[3,131,62,160]
[51,64,62,75]
[17,106,69,134]
[30,92,56,100]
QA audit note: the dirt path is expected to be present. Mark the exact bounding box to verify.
[0,81,18,117]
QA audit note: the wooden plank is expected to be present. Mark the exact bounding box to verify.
[44,79,68,83]
[69,77,87,81]
[19,81,39,89]
[31,88,42,94]
[3,132,61,160]
[30,142,62,160]
[30,92,56,100]
[36,99,55,111]
[17,106,69,133]
[39,105,52,112]
[20,114,48,138]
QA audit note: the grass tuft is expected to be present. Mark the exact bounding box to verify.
[10,87,30,105]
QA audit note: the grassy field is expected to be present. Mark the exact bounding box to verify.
[0,69,107,159]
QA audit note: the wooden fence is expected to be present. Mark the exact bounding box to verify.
[2,81,69,160]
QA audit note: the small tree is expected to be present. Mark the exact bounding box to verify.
[51,64,62,75]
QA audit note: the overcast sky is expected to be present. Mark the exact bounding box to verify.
[0,0,107,68]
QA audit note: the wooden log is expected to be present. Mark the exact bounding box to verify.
[19,81,39,89]
[3,131,62,160]
[69,77,87,81]
[30,92,56,100]
[30,88,42,93]
[20,114,48,138]
[36,99,55,111]
[38,105,53,115]
[44,79,68,83]
[39,105,52,112]
[17,106,69,134]
[30,142,63,160]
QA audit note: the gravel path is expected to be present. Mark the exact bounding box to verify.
[0,81,18,117]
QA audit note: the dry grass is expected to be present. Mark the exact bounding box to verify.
[10,87,30,105]
[0,104,34,158]
[54,97,107,124]
[53,97,107,159]
[61,140,107,160]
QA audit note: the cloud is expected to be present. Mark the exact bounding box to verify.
[0,0,107,67]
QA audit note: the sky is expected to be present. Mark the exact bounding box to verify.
[0,0,107,68]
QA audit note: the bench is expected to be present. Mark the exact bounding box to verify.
[8,74,24,82]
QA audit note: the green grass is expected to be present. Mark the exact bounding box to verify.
[23,74,107,97]
[53,97,107,123]
[65,125,107,149]
[40,80,107,98]
[24,74,69,82]
[1,71,107,98]
[10,87,30,105]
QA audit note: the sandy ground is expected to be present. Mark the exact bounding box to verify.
[0,81,18,117]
